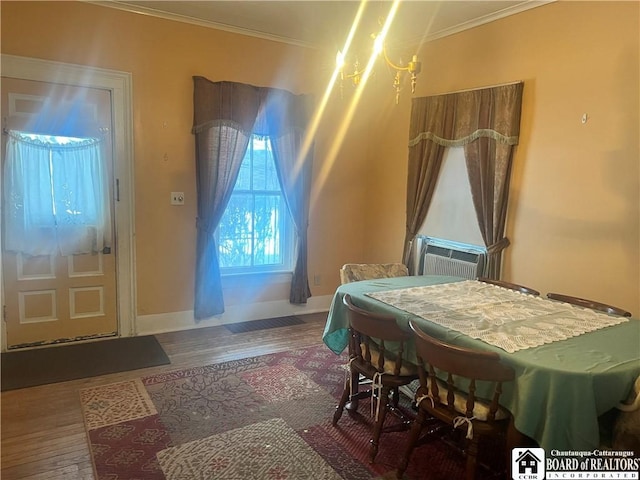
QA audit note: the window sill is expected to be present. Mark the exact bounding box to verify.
[221,270,293,288]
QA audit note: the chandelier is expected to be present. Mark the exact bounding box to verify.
[336,30,421,104]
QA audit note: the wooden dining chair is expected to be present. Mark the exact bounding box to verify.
[397,319,515,480]
[333,294,418,463]
[338,264,413,408]
[339,263,409,285]
[546,293,632,317]
[477,277,540,296]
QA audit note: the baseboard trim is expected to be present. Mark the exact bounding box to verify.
[136,294,333,336]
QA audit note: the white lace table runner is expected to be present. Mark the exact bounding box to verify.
[366,280,628,353]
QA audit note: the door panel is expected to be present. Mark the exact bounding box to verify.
[1,77,118,349]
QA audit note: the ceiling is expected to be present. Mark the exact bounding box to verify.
[97,1,551,50]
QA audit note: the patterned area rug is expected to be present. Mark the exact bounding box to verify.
[80,344,505,479]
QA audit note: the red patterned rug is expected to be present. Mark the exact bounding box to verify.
[80,344,504,479]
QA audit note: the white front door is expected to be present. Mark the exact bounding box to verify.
[1,77,119,348]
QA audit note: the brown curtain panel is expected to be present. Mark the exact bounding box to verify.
[403,82,524,277]
[264,91,315,304]
[403,94,456,271]
[192,78,261,320]
[192,77,314,320]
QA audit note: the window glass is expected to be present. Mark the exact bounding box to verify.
[420,147,484,246]
[3,130,111,256]
[216,135,293,273]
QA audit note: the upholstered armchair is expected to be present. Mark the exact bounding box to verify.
[339,263,409,285]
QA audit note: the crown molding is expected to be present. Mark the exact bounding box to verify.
[88,1,554,51]
[394,0,554,48]
[87,1,318,49]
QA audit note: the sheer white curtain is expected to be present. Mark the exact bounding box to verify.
[3,130,112,256]
[420,147,484,245]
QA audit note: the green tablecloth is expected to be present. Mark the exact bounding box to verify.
[322,275,640,451]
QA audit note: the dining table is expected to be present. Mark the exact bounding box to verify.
[322,274,640,452]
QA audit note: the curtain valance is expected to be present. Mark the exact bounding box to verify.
[191,76,313,137]
[408,83,524,148]
[192,78,261,134]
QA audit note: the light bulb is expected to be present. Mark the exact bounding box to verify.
[373,35,384,56]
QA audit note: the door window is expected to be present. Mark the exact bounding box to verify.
[3,130,112,256]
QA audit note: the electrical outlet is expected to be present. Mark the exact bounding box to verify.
[171,192,185,205]
[313,274,322,286]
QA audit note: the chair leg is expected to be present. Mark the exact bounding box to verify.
[391,387,400,408]
[396,406,428,479]
[369,386,392,463]
[465,436,480,480]
[386,387,413,429]
[333,368,358,425]
[346,370,361,411]
[332,380,350,425]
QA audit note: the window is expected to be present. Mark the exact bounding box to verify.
[3,130,112,256]
[216,135,294,274]
[420,147,483,246]
[13,133,100,224]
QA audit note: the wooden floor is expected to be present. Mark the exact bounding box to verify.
[0,312,329,480]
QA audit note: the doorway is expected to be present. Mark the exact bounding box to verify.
[1,55,134,351]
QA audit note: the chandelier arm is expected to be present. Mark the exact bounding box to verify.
[382,44,410,72]
[345,69,366,80]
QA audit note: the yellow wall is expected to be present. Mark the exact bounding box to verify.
[0,1,370,323]
[2,1,638,323]
[367,1,640,314]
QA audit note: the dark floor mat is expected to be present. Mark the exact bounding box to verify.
[224,315,305,334]
[1,335,170,391]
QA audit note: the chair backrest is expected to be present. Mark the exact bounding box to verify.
[342,294,412,376]
[477,277,540,296]
[340,263,409,285]
[409,319,514,420]
[547,293,632,317]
